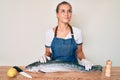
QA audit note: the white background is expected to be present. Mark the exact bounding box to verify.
[0,0,120,66]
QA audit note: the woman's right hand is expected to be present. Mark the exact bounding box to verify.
[39,54,51,63]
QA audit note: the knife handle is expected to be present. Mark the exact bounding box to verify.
[13,66,23,72]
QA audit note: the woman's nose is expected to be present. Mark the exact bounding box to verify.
[64,11,69,16]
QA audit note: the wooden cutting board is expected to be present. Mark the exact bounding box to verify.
[0,66,120,80]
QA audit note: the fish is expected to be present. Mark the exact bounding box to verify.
[25,60,102,73]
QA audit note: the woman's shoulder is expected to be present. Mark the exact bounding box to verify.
[72,26,82,34]
[72,26,83,44]
[45,27,56,40]
[46,27,54,34]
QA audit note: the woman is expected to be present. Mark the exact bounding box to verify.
[39,1,93,71]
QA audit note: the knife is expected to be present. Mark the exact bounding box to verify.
[13,66,32,78]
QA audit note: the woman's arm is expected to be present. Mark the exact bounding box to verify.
[76,45,93,70]
[45,47,51,57]
[76,45,85,60]
[39,47,51,63]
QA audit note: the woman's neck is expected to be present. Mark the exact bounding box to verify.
[57,23,69,31]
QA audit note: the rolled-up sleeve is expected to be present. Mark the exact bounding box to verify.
[74,27,83,45]
[45,29,54,48]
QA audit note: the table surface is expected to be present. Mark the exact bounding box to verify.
[0,66,120,80]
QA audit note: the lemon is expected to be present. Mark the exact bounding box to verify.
[7,67,18,78]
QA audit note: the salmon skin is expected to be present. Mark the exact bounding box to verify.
[25,60,102,73]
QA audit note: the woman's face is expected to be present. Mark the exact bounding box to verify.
[56,4,72,24]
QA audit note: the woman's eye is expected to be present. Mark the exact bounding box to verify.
[68,10,72,13]
[60,9,72,13]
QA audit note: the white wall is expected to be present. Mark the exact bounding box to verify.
[0,0,120,66]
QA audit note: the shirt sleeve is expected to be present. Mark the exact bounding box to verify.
[45,29,54,48]
[73,27,83,45]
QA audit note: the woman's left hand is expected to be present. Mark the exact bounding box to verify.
[81,59,94,71]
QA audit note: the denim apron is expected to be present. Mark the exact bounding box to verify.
[51,26,78,63]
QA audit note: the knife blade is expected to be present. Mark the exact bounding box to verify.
[13,66,32,78]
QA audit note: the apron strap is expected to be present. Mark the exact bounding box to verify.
[54,24,74,38]
[54,26,58,37]
[68,24,74,38]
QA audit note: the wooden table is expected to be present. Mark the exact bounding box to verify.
[0,66,120,80]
